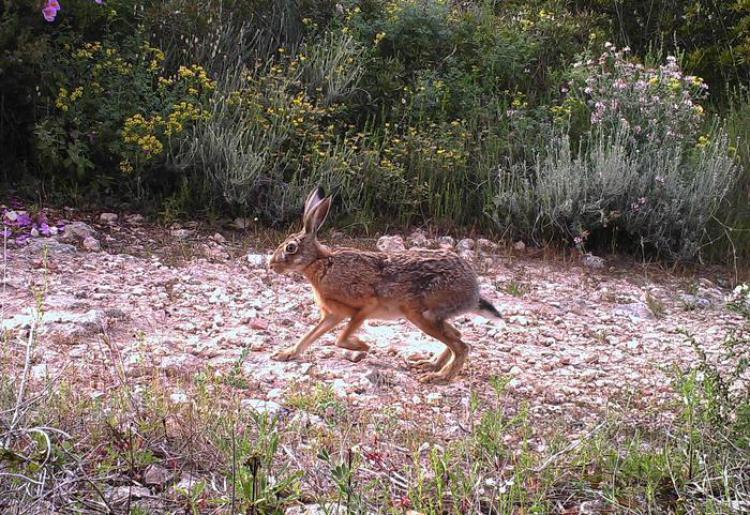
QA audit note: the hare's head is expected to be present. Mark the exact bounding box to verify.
[269,187,332,274]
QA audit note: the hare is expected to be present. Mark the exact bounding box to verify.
[268,187,501,383]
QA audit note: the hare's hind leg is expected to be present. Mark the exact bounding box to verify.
[272,312,343,361]
[409,349,451,372]
[404,311,468,383]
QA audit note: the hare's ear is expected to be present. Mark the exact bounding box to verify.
[303,187,325,218]
[303,196,332,235]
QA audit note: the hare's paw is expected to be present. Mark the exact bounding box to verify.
[271,348,299,362]
[336,336,370,352]
[419,371,452,384]
[408,356,440,372]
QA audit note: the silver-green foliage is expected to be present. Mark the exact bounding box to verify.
[168,31,364,222]
[491,123,740,260]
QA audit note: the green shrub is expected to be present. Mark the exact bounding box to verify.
[33,32,214,190]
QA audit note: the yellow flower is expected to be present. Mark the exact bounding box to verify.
[119,160,134,174]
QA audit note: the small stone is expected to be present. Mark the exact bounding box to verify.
[109,485,152,503]
[513,241,526,251]
[143,464,172,487]
[100,213,118,223]
[170,229,193,240]
[172,473,202,495]
[456,238,475,252]
[32,364,49,380]
[30,227,39,237]
[407,229,430,248]
[249,318,269,331]
[126,214,145,224]
[246,254,268,268]
[437,236,455,249]
[83,236,101,252]
[26,239,76,254]
[476,238,498,253]
[211,232,227,243]
[170,392,189,404]
[376,235,406,253]
[582,253,605,270]
[584,354,599,364]
[241,398,283,415]
[231,217,253,230]
[426,392,442,405]
[343,350,367,363]
[509,365,523,376]
[59,221,97,243]
[459,250,474,262]
[681,294,711,310]
[613,302,653,320]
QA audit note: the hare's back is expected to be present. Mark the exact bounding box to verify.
[377,250,480,316]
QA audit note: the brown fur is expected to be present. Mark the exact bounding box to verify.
[268,187,498,383]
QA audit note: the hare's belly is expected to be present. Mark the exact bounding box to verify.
[369,305,404,320]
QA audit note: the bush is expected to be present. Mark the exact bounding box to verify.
[490,122,739,260]
[563,44,708,147]
[33,32,214,196]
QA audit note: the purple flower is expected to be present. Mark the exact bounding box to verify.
[42,0,61,22]
[1,227,11,239]
[39,222,52,237]
[16,212,32,227]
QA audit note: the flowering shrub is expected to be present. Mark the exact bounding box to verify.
[42,0,103,22]
[35,35,214,179]
[564,45,709,146]
[728,284,750,319]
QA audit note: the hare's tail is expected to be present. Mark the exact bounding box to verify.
[476,297,502,319]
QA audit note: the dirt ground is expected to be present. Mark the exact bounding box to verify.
[2,213,746,437]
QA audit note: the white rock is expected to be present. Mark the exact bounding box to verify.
[232,218,252,229]
[437,236,455,249]
[59,221,97,243]
[456,238,475,252]
[241,398,283,415]
[109,485,151,503]
[247,254,268,268]
[31,364,49,380]
[100,213,118,223]
[426,392,442,405]
[143,464,172,486]
[407,229,430,248]
[343,350,367,363]
[513,241,526,251]
[26,239,76,254]
[376,235,406,253]
[582,253,605,270]
[83,236,101,252]
[477,238,498,253]
[170,229,193,240]
[170,392,189,404]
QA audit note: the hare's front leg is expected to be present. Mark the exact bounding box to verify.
[334,308,373,352]
[272,313,343,361]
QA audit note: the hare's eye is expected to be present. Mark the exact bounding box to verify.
[285,242,298,254]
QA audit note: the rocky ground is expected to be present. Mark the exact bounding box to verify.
[3,210,746,438]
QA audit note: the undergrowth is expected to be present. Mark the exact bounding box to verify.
[1,304,748,513]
